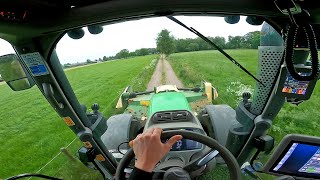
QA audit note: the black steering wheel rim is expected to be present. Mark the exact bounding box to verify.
[115,130,242,180]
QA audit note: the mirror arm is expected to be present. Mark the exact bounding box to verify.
[43,83,64,109]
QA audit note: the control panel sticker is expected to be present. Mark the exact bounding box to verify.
[63,117,75,126]
[21,52,49,76]
[96,154,106,161]
[83,141,92,148]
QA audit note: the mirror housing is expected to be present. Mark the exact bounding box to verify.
[67,28,85,39]
[0,54,35,91]
[88,25,103,34]
[246,16,264,25]
[224,15,240,24]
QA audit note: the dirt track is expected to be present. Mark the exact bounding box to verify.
[146,55,183,90]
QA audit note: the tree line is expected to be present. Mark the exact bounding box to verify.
[63,29,260,68]
[63,48,158,68]
[156,29,260,55]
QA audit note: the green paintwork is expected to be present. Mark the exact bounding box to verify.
[182,91,206,102]
[123,86,209,121]
[148,92,192,118]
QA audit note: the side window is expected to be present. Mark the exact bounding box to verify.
[0,39,15,82]
[56,25,158,116]
[0,39,98,179]
[0,39,15,55]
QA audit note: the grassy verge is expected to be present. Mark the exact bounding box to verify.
[161,58,166,85]
[0,55,157,179]
[168,49,320,179]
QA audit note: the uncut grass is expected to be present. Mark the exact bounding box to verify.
[0,55,157,179]
[169,49,320,180]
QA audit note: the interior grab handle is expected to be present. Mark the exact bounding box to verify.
[42,83,64,109]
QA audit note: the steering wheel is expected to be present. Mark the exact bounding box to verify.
[115,130,242,180]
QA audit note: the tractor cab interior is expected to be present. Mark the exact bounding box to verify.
[1,0,320,180]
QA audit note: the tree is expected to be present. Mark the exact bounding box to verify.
[86,59,93,64]
[147,48,158,54]
[137,48,149,56]
[103,56,108,61]
[128,52,135,57]
[63,63,71,68]
[226,36,242,49]
[212,36,226,49]
[187,43,199,52]
[156,29,175,56]
[242,31,260,49]
[115,49,130,59]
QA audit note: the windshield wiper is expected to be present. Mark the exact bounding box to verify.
[167,16,265,87]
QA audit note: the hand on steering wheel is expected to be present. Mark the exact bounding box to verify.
[116,129,242,180]
[129,128,182,172]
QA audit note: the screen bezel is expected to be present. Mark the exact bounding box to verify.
[263,134,320,179]
[270,141,320,178]
[276,65,317,100]
[170,138,203,151]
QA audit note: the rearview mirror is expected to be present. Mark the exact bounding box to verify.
[0,54,35,91]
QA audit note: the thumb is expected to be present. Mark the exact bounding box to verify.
[165,135,183,148]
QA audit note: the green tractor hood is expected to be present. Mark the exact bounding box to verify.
[148,92,192,119]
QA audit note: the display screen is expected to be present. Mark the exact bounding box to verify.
[282,73,309,95]
[170,139,202,151]
[271,142,320,178]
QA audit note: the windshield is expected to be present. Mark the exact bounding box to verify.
[57,16,260,108]
[1,15,320,180]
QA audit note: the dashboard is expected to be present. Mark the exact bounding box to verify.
[144,110,208,166]
[145,110,206,152]
[170,138,202,151]
[167,128,203,151]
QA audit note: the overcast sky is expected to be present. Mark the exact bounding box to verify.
[0,16,262,64]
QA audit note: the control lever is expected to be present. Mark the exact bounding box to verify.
[197,150,219,167]
[242,92,251,109]
[183,149,219,172]
[91,103,100,114]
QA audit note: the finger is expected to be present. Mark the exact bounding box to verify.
[144,128,155,135]
[130,134,142,148]
[129,140,133,148]
[153,128,162,137]
[165,135,183,148]
[135,134,142,140]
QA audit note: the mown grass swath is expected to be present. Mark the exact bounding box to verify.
[0,55,157,179]
[169,49,320,180]
[169,49,320,139]
[1,49,319,179]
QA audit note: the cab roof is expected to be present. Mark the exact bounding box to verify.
[1,0,320,45]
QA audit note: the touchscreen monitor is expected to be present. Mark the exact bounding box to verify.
[270,142,320,178]
[282,73,310,95]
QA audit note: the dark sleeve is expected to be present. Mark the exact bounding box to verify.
[128,167,153,180]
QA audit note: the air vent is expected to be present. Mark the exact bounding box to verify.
[172,111,188,121]
[153,112,171,122]
[152,111,191,123]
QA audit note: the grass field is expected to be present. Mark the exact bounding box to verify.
[169,49,320,179]
[0,55,157,179]
[1,49,320,179]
